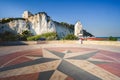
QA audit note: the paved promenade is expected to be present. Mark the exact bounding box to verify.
[0,44,120,80]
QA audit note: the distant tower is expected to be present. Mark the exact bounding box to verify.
[22,11,33,18]
[74,21,83,37]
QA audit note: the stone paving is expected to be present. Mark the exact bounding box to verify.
[0,44,120,80]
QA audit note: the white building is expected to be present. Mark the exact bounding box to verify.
[22,11,33,19]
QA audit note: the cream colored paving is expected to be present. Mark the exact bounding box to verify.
[42,49,60,59]
[50,70,67,80]
[65,59,120,80]
[25,56,42,60]
[64,50,98,58]
[63,50,72,53]
[87,58,114,62]
[0,60,62,78]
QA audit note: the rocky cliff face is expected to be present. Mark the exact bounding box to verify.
[0,11,93,39]
[0,19,28,34]
[27,13,56,35]
[54,22,73,38]
[0,11,72,38]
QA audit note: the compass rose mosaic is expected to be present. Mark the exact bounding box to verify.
[0,47,120,80]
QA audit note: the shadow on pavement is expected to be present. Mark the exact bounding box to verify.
[0,41,28,46]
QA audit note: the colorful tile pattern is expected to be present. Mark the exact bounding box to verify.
[0,47,120,80]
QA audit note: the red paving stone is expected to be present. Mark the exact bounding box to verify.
[0,48,42,67]
[0,52,26,66]
[0,73,39,80]
[92,53,115,61]
[100,50,120,60]
[26,49,43,56]
[97,63,120,77]
[5,57,32,67]
[92,50,120,76]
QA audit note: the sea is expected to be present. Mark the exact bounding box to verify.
[96,37,120,41]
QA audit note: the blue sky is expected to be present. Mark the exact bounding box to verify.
[0,0,120,37]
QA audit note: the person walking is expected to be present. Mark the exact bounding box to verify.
[79,38,83,44]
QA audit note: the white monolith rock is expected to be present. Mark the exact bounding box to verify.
[74,21,83,37]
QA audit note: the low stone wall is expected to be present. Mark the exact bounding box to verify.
[0,41,37,46]
[41,40,77,44]
[37,40,77,44]
[83,41,120,46]
[37,40,120,46]
[0,40,120,46]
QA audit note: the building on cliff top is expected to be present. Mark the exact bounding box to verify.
[22,11,33,19]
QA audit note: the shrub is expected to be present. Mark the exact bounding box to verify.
[19,30,33,41]
[27,35,41,41]
[108,36,117,41]
[0,31,18,41]
[41,32,58,40]
[63,34,78,40]
[27,32,58,41]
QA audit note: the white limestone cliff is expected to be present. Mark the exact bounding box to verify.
[0,19,28,34]
[54,23,73,38]
[27,13,56,35]
[0,11,72,38]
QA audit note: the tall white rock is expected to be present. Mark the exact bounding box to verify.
[74,21,83,37]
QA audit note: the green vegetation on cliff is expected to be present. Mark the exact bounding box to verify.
[27,32,58,41]
[63,34,78,40]
[0,18,25,24]
[54,21,74,30]
[19,30,33,41]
